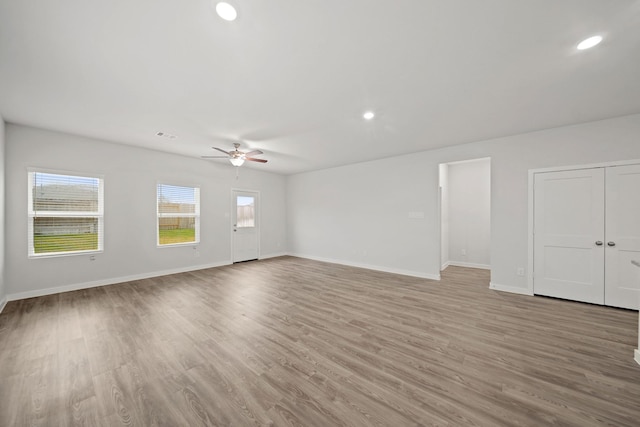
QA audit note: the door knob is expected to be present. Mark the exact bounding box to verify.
[595,241,603,246]
[607,241,616,246]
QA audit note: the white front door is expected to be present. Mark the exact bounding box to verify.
[604,164,640,310]
[533,168,605,304]
[232,190,259,262]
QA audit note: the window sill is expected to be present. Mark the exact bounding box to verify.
[157,242,200,248]
[29,249,103,259]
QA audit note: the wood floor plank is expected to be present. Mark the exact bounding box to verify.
[20,354,58,426]
[1,257,640,426]
[58,338,99,426]
[0,374,25,426]
[93,367,138,425]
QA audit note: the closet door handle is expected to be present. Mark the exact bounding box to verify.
[595,241,603,246]
[607,241,616,247]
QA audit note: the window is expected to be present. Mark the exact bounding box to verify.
[28,170,104,257]
[157,184,200,246]
[236,195,255,228]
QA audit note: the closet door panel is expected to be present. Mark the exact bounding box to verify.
[605,164,640,310]
[533,168,605,304]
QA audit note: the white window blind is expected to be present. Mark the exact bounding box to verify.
[28,171,104,257]
[157,184,200,246]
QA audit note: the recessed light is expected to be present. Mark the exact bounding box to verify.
[215,2,237,21]
[577,35,603,50]
[363,111,375,120]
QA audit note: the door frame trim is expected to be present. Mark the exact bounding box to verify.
[527,158,640,296]
[230,188,261,263]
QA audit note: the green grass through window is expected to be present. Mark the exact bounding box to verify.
[159,228,196,245]
[34,233,98,254]
[33,229,196,253]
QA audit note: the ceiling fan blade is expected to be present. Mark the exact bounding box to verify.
[213,147,230,155]
[246,157,268,163]
[201,155,229,159]
[243,149,263,157]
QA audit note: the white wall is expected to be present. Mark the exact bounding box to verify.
[287,113,640,291]
[0,117,5,312]
[287,154,439,278]
[5,124,287,299]
[635,261,640,365]
[439,163,449,269]
[447,158,491,269]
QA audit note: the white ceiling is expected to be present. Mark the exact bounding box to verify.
[1,1,639,175]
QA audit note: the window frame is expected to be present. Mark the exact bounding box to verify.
[27,168,105,258]
[156,182,201,247]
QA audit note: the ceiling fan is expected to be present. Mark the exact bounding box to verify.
[201,142,268,167]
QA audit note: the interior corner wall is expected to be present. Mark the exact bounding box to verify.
[5,124,288,299]
[0,117,6,311]
[286,113,640,291]
[447,158,491,269]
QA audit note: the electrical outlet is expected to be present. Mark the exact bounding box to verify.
[517,268,525,276]
[461,249,466,256]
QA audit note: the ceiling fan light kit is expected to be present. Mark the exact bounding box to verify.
[201,142,268,168]
[229,157,245,167]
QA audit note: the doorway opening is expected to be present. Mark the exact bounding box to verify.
[439,157,491,273]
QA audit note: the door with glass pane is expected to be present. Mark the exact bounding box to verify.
[232,190,259,262]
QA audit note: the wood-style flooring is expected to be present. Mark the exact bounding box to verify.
[1,256,639,426]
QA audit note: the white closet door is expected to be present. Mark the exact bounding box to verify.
[533,168,605,304]
[604,164,640,310]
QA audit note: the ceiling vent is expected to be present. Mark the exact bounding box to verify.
[156,131,177,139]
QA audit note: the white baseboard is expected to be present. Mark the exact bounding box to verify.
[489,282,533,296]
[290,253,440,281]
[440,261,450,270]
[0,296,7,314]
[7,260,232,302]
[635,349,640,366]
[259,252,289,260]
[448,261,491,270]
